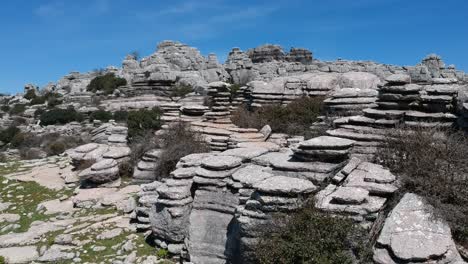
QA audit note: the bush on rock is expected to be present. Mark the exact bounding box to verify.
[231,96,325,138]
[39,107,84,126]
[87,73,127,94]
[254,204,372,264]
[155,122,209,179]
[89,109,113,122]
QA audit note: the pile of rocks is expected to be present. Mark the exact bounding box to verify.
[315,157,397,226]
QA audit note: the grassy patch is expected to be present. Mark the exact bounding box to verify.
[0,163,72,234]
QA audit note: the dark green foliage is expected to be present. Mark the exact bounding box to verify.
[0,105,10,112]
[0,126,21,144]
[254,204,372,264]
[23,89,37,100]
[87,73,127,94]
[170,84,193,98]
[30,96,46,105]
[377,126,468,246]
[127,107,163,140]
[39,107,84,126]
[9,104,26,115]
[113,110,129,122]
[231,96,325,138]
[34,108,45,118]
[155,122,209,180]
[46,141,66,156]
[89,109,113,122]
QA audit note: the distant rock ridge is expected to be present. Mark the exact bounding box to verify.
[22,40,467,97]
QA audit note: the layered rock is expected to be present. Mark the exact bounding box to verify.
[316,157,397,226]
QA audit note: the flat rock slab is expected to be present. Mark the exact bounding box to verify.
[231,165,274,187]
[201,155,243,171]
[0,246,39,263]
[330,187,369,205]
[374,193,463,263]
[298,136,355,150]
[254,176,316,195]
[103,146,131,159]
[91,158,118,171]
[219,147,269,161]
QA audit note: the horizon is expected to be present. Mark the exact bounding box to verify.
[1,0,468,94]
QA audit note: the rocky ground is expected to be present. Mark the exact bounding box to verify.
[0,157,174,264]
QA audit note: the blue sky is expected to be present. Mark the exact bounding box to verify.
[1,0,467,94]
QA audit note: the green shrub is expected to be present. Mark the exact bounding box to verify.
[156,248,169,259]
[231,96,325,138]
[0,105,10,112]
[254,204,372,264]
[0,254,5,264]
[39,107,84,126]
[89,109,113,122]
[127,107,163,140]
[113,110,129,122]
[46,141,66,156]
[170,84,193,98]
[30,96,46,105]
[23,89,37,100]
[34,108,45,118]
[0,126,20,144]
[9,104,26,115]
[87,73,127,94]
[155,122,209,179]
[377,126,468,245]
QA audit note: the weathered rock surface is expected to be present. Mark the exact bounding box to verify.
[374,193,464,264]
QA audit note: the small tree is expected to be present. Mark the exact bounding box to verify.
[89,109,113,122]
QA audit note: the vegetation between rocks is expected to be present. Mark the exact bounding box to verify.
[377,126,468,246]
[155,122,209,179]
[254,203,372,264]
[39,107,84,126]
[231,96,325,138]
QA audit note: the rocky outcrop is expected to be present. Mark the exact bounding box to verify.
[67,122,131,187]
[373,193,464,264]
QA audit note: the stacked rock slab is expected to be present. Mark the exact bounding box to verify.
[325,73,462,160]
[188,155,243,263]
[149,153,211,256]
[133,181,161,230]
[67,122,131,187]
[132,149,163,184]
[315,157,398,227]
[204,82,233,124]
[291,136,355,162]
[373,193,464,264]
[324,88,378,116]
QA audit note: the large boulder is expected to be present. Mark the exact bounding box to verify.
[374,193,464,263]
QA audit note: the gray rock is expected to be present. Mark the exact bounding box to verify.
[374,193,464,263]
[231,165,274,188]
[253,176,316,194]
[0,246,39,263]
[385,74,411,84]
[201,155,243,170]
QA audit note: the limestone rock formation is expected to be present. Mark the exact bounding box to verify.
[373,193,464,264]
